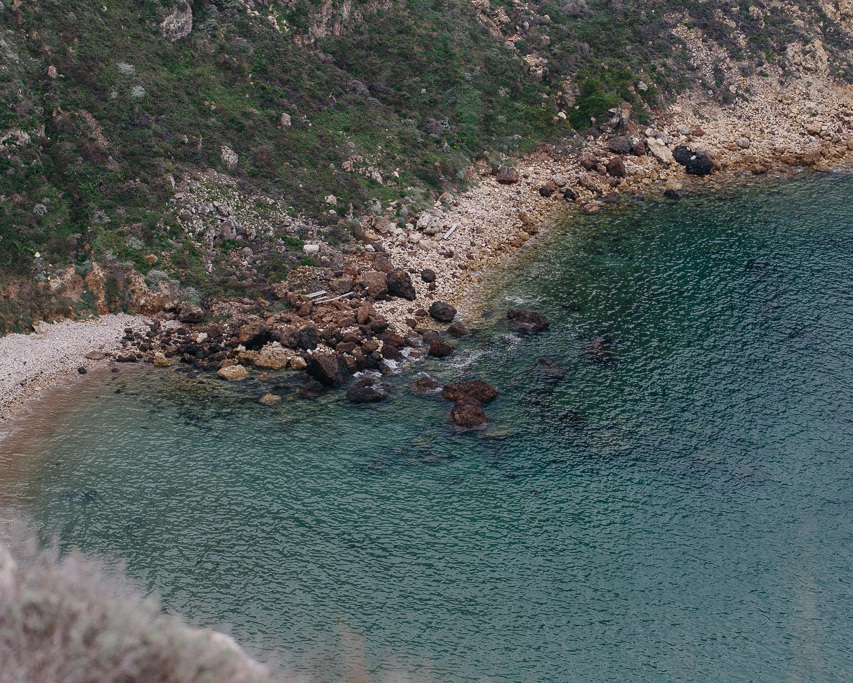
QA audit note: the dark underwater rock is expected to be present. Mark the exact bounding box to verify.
[442,379,499,404]
[507,309,550,334]
[451,397,488,428]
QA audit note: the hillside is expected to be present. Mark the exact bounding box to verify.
[1,0,852,330]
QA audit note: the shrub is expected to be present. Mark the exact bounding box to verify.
[0,538,273,683]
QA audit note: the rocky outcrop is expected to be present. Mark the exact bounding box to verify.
[217,364,249,381]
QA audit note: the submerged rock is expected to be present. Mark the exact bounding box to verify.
[428,340,455,357]
[507,309,550,334]
[451,398,488,428]
[411,376,443,395]
[442,379,499,404]
[347,378,390,403]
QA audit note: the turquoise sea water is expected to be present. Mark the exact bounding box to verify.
[2,173,853,681]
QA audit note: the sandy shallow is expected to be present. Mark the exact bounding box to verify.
[0,314,149,422]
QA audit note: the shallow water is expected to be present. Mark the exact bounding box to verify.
[2,173,853,681]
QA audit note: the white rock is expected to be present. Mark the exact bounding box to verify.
[303,243,320,256]
[646,138,674,165]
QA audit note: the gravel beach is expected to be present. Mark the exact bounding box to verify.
[0,314,149,421]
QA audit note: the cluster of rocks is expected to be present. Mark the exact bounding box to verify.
[114,257,480,410]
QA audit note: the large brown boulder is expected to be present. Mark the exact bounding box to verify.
[428,340,454,357]
[496,167,520,184]
[442,380,499,404]
[451,398,488,428]
[507,309,550,333]
[308,354,351,387]
[361,271,388,298]
[387,269,416,300]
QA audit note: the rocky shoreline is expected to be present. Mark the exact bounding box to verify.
[2,80,852,428]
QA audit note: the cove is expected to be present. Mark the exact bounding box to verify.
[2,172,853,681]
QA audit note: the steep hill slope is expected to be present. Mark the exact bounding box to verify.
[0,0,851,330]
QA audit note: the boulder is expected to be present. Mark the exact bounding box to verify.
[308,354,351,387]
[538,181,557,197]
[85,351,107,361]
[346,378,390,403]
[672,146,693,165]
[562,187,578,201]
[289,356,308,371]
[177,303,205,324]
[533,358,566,380]
[420,269,437,283]
[646,138,674,165]
[496,167,520,184]
[605,157,626,177]
[238,321,272,349]
[254,344,290,371]
[442,380,499,404]
[361,271,388,298]
[259,393,281,405]
[428,340,455,357]
[507,309,550,333]
[685,151,715,176]
[217,364,249,381]
[152,352,171,368]
[297,326,319,351]
[387,269,417,300]
[584,337,616,363]
[428,301,457,323]
[451,398,488,428]
[607,136,633,155]
[411,376,443,395]
[447,322,468,338]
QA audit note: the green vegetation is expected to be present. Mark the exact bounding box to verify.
[0,0,849,294]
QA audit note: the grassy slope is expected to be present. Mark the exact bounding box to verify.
[0,0,849,318]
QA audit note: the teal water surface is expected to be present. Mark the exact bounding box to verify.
[2,173,853,681]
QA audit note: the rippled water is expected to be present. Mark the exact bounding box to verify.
[2,173,853,681]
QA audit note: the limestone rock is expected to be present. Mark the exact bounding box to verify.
[646,138,674,165]
[152,352,171,368]
[220,145,238,170]
[259,393,281,405]
[217,364,249,381]
[254,343,290,371]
